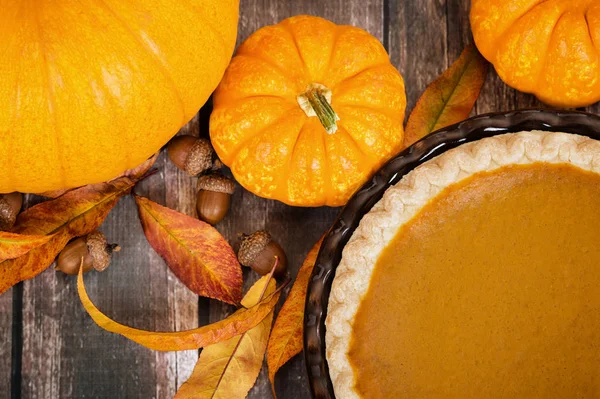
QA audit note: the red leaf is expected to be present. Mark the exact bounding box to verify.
[135,195,243,305]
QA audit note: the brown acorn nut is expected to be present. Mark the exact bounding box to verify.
[196,174,236,225]
[0,192,23,231]
[55,230,121,275]
[238,231,287,278]
[167,135,215,176]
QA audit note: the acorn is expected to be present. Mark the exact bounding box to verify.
[196,173,236,225]
[0,192,23,231]
[238,231,287,278]
[167,135,215,176]
[55,230,121,275]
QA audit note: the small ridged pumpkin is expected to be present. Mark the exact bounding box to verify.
[471,0,600,107]
[210,15,406,207]
[0,0,239,194]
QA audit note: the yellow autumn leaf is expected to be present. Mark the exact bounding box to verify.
[174,275,276,399]
[77,268,280,351]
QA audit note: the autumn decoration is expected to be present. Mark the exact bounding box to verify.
[0,11,490,399]
[0,175,142,294]
[471,0,600,107]
[265,41,489,392]
[77,263,283,352]
[0,231,52,263]
[55,230,120,275]
[0,0,240,194]
[267,237,323,397]
[196,173,237,225]
[135,194,243,305]
[0,193,23,230]
[404,45,488,147]
[238,231,288,278]
[210,15,407,207]
[173,265,279,399]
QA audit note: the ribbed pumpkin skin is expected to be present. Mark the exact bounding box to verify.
[471,0,600,107]
[210,15,406,207]
[0,0,239,194]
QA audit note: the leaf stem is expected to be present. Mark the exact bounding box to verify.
[258,256,279,301]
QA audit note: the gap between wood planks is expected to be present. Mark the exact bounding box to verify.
[11,282,23,399]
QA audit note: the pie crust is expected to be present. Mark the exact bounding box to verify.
[325,130,600,399]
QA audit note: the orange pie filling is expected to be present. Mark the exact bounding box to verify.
[349,163,600,398]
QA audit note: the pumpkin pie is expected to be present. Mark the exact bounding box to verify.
[326,131,600,398]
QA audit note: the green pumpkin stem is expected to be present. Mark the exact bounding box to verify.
[297,83,339,134]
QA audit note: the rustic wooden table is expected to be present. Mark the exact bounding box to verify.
[2,1,599,398]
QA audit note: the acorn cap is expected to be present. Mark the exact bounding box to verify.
[86,230,120,272]
[184,138,214,176]
[238,231,272,266]
[197,174,236,194]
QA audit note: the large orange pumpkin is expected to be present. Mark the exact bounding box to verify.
[0,0,239,194]
[471,0,600,107]
[210,15,406,207]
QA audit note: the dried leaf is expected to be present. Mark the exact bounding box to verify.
[77,268,281,351]
[0,177,136,294]
[135,195,242,305]
[404,45,488,147]
[174,275,276,399]
[267,237,323,397]
[0,231,54,262]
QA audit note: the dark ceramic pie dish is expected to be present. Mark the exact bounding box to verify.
[303,109,600,399]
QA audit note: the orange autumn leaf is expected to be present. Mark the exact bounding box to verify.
[77,267,281,351]
[135,195,242,305]
[0,231,54,262]
[404,45,488,147]
[0,177,137,294]
[174,275,276,399]
[267,237,323,396]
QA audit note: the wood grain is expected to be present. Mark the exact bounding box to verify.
[19,140,200,398]
[0,288,11,399]
[7,1,600,399]
[390,0,448,117]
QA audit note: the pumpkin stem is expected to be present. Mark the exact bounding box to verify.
[297,83,339,134]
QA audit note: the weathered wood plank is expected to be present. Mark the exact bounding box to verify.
[446,0,483,119]
[0,289,11,399]
[389,0,448,116]
[20,125,200,398]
